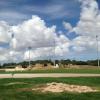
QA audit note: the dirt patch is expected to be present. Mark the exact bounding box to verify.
[32,82,98,93]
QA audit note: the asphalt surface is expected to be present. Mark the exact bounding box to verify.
[0,73,100,78]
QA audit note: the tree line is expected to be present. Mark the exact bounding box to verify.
[0,59,99,68]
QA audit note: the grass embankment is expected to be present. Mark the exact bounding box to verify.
[0,77,100,100]
[0,68,100,74]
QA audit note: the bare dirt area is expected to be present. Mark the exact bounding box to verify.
[32,82,98,93]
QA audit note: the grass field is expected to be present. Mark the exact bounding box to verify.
[1,68,100,74]
[0,77,100,100]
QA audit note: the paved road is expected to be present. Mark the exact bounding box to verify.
[0,73,100,78]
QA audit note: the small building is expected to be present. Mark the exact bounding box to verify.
[15,65,25,71]
[53,64,59,68]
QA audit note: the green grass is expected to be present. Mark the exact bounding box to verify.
[0,77,100,100]
[1,68,100,74]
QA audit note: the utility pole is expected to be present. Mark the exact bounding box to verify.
[96,35,99,67]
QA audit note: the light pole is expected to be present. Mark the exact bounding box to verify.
[28,46,31,67]
[11,33,14,78]
[96,35,99,67]
[53,37,56,67]
[11,33,15,63]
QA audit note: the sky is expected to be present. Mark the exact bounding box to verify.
[0,0,100,63]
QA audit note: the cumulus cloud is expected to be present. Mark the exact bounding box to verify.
[72,0,100,52]
[0,21,11,43]
[11,15,56,50]
[72,36,97,52]
[63,0,100,53]
[0,15,70,63]
[74,0,100,36]
[63,21,73,32]
[0,0,100,62]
